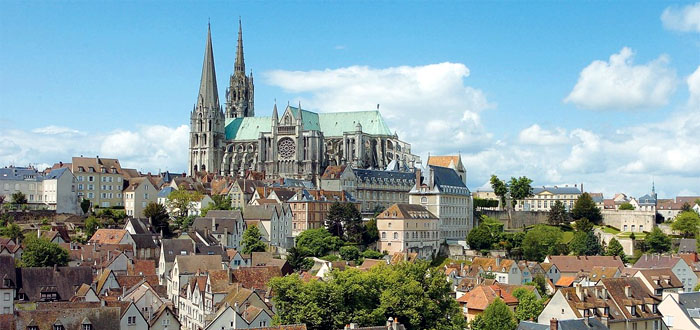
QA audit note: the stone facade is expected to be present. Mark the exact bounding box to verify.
[188,23,419,180]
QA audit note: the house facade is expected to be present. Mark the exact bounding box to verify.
[376,203,440,259]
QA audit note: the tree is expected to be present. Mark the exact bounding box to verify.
[645,227,671,253]
[326,202,345,238]
[672,211,700,238]
[548,200,568,225]
[361,249,384,259]
[682,202,692,212]
[286,246,314,272]
[531,274,548,297]
[568,231,601,256]
[296,228,343,257]
[619,202,635,210]
[270,261,466,330]
[467,223,493,250]
[174,215,196,232]
[201,194,233,216]
[326,203,364,243]
[470,298,517,330]
[84,216,99,238]
[11,191,27,205]
[242,224,267,254]
[341,204,364,243]
[363,217,379,245]
[522,225,563,262]
[605,237,627,264]
[512,288,544,321]
[508,176,533,207]
[339,245,360,261]
[80,199,91,214]
[166,189,204,217]
[1,223,24,242]
[21,237,69,267]
[143,202,172,237]
[573,218,594,232]
[571,193,603,224]
[490,175,508,208]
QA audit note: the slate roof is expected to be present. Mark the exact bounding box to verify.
[18,266,93,302]
[126,218,152,235]
[249,325,307,330]
[15,302,121,330]
[0,166,42,181]
[131,234,158,250]
[677,292,700,320]
[158,186,175,198]
[424,165,468,191]
[0,255,16,288]
[161,239,195,263]
[353,168,416,182]
[679,239,697,254]
[517,319,608,330]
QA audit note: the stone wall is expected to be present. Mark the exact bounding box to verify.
[481,210,549,229]
[601,210,655,232]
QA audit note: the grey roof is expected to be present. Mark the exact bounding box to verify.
[243,205,278,220]
[0,167,42,181]
[161,239,195,263]
[126,218,152,235]
[158,186,175,198]
[353,168,416,182]
[679,239,697,254]
[0,255,16,288]
[429,165,467,189]
[193,213,243,235]
[531,186,582,195]
[676,292,700,326]
[195,244,227,260]
[518,319,608,330]
[273,178,315,189]
[639,193,657,205]
[204,209,243,220]
[17,266,93,302]
[45,167,69,179]
[131,234,159,249]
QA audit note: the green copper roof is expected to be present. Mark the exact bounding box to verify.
[225,107,394,141]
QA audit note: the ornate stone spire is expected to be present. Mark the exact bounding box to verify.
[197,23,219,110]
[234,17,245,74]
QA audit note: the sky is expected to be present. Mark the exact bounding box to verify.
[1,1,699,198]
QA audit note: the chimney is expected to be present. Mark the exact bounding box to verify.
[550,318,558,330]
[496,257,501,267]
[415,169,421,187]
[575,284,583,301]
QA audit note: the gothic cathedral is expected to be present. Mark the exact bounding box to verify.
[188,21,420,180]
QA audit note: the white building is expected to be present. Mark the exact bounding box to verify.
[516,185,582,212]
[0,166,80,214]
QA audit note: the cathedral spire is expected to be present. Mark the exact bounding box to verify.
[197,23,219,110]
[272,100,278,122]
[234,17,245,74]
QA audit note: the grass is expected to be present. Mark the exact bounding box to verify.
[561,231,575,243]
[596,225,620,234]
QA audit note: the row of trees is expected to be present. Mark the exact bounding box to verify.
[270,261,466,330]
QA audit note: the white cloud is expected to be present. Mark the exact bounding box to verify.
[688,65,700,106]
[661,2,700,33]
[564,47,677,110]
[31,125,84,136]
[518,124,569,145]
[0,125,188,173]
[265,62,495,155]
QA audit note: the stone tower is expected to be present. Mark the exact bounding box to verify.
[225,19,255,119]
[189,23,225,176]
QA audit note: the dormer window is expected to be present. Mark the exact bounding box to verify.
[53,324,64,330]
[631,305,637,316]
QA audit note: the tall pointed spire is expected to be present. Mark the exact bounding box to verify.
[234,17,245,74]
[198,23,219,110]
[272,100,278,122]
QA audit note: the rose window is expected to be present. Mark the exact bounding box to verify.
[278,138,295,159]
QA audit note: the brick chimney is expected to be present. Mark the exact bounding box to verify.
[550,318,558,330]
[415,169,421,188]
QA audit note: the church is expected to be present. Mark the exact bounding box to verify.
[188,21,420,180]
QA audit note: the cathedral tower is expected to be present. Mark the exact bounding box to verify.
[225,19,255,119]
[189,23,225,176]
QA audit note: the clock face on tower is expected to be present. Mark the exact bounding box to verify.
[278,138,295,159]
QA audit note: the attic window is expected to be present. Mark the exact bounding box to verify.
[180,251,187,255]
[53,325,64,330]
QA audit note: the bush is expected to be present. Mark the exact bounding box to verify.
[361,249,384,259]
[339,246,360,261]
[320,254,341,261]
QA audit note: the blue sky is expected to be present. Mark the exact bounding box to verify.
[1,1,699,198]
